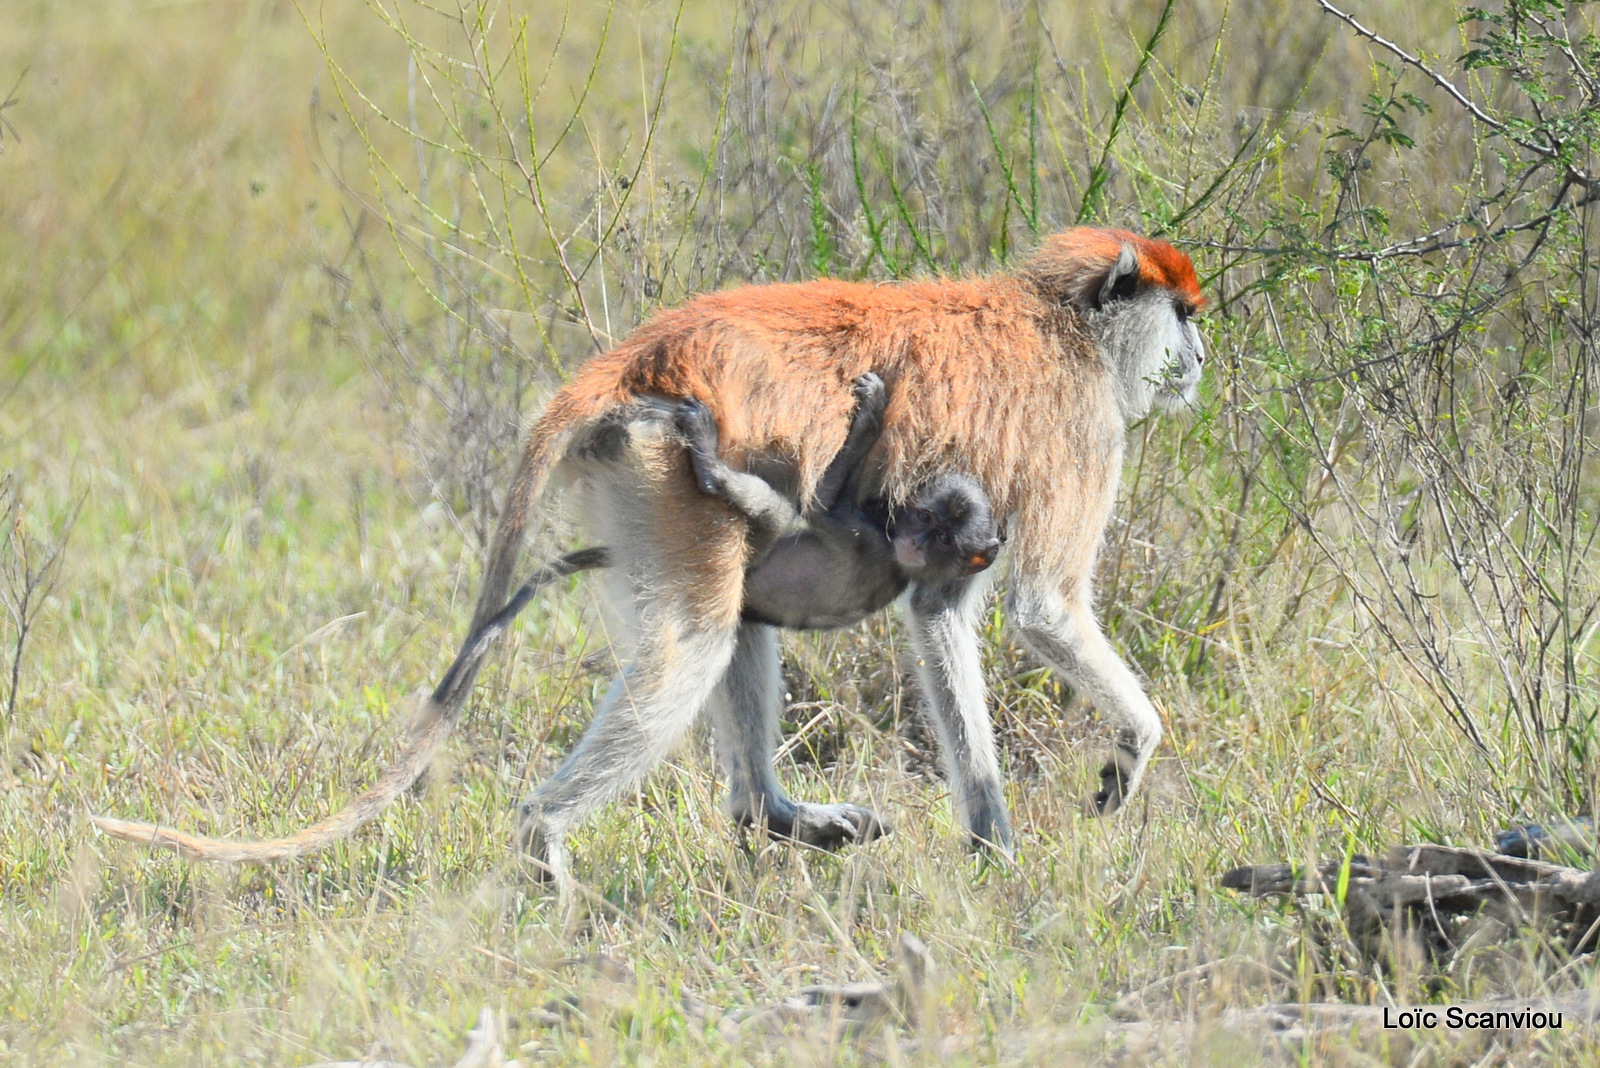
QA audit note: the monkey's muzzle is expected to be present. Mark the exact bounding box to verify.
[967,540,1001,574]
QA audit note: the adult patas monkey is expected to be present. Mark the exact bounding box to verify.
[93,226,1203,877]
[486,226,1205,882]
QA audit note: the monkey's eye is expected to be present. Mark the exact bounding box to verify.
[1175,302,1190,324]
[937,530,952,546]
[915,509,933,524]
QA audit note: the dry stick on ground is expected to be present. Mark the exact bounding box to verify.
[0,477,83,718]
[1222,843,1600,958]
[1107,844,1600,1061]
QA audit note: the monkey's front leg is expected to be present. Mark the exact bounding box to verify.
[1007,580,1161,815]
[904,576,1014,856]
[706,622,888,849]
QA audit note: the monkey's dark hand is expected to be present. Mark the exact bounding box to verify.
[851,371,887,406]
[1087,748,1140,817]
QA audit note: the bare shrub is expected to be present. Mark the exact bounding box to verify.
[0,475,81,719]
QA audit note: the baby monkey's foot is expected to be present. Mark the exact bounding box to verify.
[673,397,725,496]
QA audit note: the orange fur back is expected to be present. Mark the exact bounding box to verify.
[471,227,1198,633]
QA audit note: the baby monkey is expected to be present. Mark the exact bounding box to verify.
[676,372,1002,629]
[448,375,998,703]
[468,374,1000,652]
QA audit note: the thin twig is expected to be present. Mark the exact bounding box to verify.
[1313,1,1520,144]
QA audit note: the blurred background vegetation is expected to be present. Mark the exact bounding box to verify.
[2,0,1599,1063]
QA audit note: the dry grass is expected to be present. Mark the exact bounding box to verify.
[3,0,1599,1064]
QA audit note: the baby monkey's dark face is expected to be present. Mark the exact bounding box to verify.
[891,473,1003,578]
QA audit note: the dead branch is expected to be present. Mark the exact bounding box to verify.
[1222,843,1600,959]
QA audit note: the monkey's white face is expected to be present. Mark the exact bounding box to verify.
[1090,288,1206,421]
[1153,313,1206,413]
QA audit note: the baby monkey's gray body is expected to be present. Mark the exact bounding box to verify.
[676,373,1001,631]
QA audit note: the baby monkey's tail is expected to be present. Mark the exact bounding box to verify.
[90,548,611,863]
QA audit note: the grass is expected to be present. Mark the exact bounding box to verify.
[3,0,1600,1064]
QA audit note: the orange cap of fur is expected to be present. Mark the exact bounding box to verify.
[1023,227,1205,310]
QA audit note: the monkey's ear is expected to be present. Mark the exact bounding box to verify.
[1095,242,1141,309]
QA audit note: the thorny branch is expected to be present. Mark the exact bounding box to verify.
[1314,1,1518,141]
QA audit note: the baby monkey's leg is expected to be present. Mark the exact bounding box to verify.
[676,370,887,530]
[675,399,805,549]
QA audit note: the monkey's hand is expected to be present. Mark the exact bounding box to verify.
[1086,748,1140,817]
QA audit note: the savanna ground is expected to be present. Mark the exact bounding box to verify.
[3,0,1600,1063]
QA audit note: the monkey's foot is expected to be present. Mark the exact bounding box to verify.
[964,798,1016,861]
[1085,749,1141,817]
[747,802,890,851]
[672,398,726,496]
[968,836,1017,869]
[514,814,572,889]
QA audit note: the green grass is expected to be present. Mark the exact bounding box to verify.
[3,0,1600,1064]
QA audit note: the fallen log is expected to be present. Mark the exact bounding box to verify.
[1222,843,1600,958]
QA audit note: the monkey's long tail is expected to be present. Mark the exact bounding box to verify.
[90,548,611,864]
[88,714,456,863]
[469,369,642,635]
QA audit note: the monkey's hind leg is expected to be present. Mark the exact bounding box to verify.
[517,624,738,885]
[707,621,888,850]
[516,406,746,885]
[674,398,805,547]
